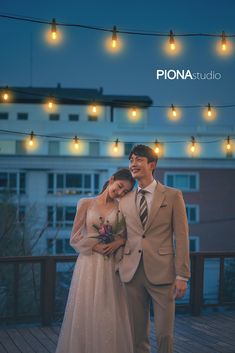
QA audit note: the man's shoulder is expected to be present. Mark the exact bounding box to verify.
[157,181,182,195]
[119,189,136,205]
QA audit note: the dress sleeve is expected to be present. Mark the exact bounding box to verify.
[70,198,99,255]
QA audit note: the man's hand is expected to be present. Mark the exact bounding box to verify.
[175,279,187,299]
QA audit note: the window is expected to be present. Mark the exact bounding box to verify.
[124,142,134,156]
[189,237,199,251]
[17,113,28,120]
[48,173,100,195]
[89,142,100,156]
[68,114,79,121]
[186,205,199,223]
[88,115,98,122]
[0,172,26,194]
[0,112,8,120]
[165,172,199,191]
[49,114,60,121]
[47,238,75,254]
[47,206,76,228]
[48,141,60,155]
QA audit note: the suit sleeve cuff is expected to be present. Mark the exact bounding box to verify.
[176,275,189,282]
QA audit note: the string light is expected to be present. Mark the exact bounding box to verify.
[221,31,227,51]
[51,18,57,40]
[28,131,34,146]
[74,135,79,149]
[190,136,196,153]
[111,26,117,48]
[1,128,234,158]
[154,140,160,155]
[113,138,119,152]
[226,136,231,151]
[169,30,175,51]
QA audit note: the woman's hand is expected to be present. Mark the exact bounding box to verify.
[92,243,106,254]
[102,238,125,255]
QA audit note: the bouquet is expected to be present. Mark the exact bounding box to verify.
[92,217,115,244]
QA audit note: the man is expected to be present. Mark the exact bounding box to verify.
[118,144,190,353]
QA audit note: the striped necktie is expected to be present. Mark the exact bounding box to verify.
[139,190,148,228]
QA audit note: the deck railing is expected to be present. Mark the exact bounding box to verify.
[0,252,235,326]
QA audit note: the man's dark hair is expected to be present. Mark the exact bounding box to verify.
[129,144,158,164]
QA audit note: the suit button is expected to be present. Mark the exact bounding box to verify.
[142,235,146,238]
[138,250,142,253]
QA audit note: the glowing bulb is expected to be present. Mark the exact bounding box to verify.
[51,18,57,40]
[190,136,196,153]
[207,103,212,117]
[132,107,137,117]
[171,104,177,117]
[29,131,34,147]
[113,139,119,152]
[154,140,160,155]
[112,26,117,48]
[74,136,79,150]
[92,104,97,114]
[226,136,231,151]
[221,31,227,51]
[169,30,175,51]
[48,98,54,109]
[3,92,9,101]
[2,87,9,101]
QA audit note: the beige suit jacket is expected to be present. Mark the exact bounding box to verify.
[118,181,190,285]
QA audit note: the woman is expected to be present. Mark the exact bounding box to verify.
[56,168,135,353]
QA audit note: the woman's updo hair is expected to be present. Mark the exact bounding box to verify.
[100,168,135,194]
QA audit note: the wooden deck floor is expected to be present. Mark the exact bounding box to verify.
[0,311,235,353]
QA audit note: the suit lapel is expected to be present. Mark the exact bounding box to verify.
[145,181,166,232]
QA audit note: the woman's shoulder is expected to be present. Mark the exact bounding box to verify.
[77,197,95,209]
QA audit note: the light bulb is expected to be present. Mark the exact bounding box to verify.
[226,136,231,151]
[3,93,9,101]
[112,26,117,48]
[169,30,175,51]
[190,137,196,153]
[113,139,119,152]
[221,31,227,51]
[92,104,97,114]
[48,98,54,109]
[132,107,137,117]
[207,103,212,117]
[171,104,177,117]
[74,136,79,150]
[51,18,57,40]
[154,140,160,154]
[2,87,9,101]
[29,131,34,147]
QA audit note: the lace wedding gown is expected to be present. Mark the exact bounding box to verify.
[56,198,133,353]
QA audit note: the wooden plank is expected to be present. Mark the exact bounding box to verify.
[28,328,56,353]
[40,327,58,345]
[0,342,8,353]
[18,328,50,353]
[5,329,33,353]
[0,330,21,353]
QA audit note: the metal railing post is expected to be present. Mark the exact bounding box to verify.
[40,256,56,326]
[190,254,204,316]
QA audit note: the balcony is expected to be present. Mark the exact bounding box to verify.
[0,253,235,352]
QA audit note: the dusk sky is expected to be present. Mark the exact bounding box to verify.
[0,0,235,127]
